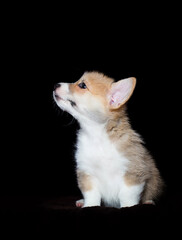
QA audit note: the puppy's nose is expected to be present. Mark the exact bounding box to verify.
[53,83,61,90]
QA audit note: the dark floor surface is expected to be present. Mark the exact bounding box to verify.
[0,193,181,238]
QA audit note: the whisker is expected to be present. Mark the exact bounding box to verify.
[52,96,75,126]
[63,116,76,127]
[52,98,64,116]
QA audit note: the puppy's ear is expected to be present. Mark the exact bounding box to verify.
[108,77,136,109]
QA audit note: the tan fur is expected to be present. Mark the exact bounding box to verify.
[77,171,93,192]
[105,102,163,202]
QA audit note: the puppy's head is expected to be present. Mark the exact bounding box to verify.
[53,71,136,123]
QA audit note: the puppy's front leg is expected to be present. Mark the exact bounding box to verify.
[82,189,101,207]
[76,191,101,207]
[77,171,101,207]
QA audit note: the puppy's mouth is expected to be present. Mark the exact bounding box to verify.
[54,93,62,100]
[53,92,76,107]
[53,91,63,101]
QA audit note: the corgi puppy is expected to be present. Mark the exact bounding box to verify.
[53,71,163,208]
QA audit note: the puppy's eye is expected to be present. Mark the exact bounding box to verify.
[78,82,87,89]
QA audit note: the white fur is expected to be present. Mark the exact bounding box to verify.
[76,120,144,208]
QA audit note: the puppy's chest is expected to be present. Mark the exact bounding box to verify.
[76,128,129,175]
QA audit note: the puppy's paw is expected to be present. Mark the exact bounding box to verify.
[144,200,155,205]
[76,199,84,207]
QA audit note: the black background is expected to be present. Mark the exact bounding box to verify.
[1,5,181,202]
